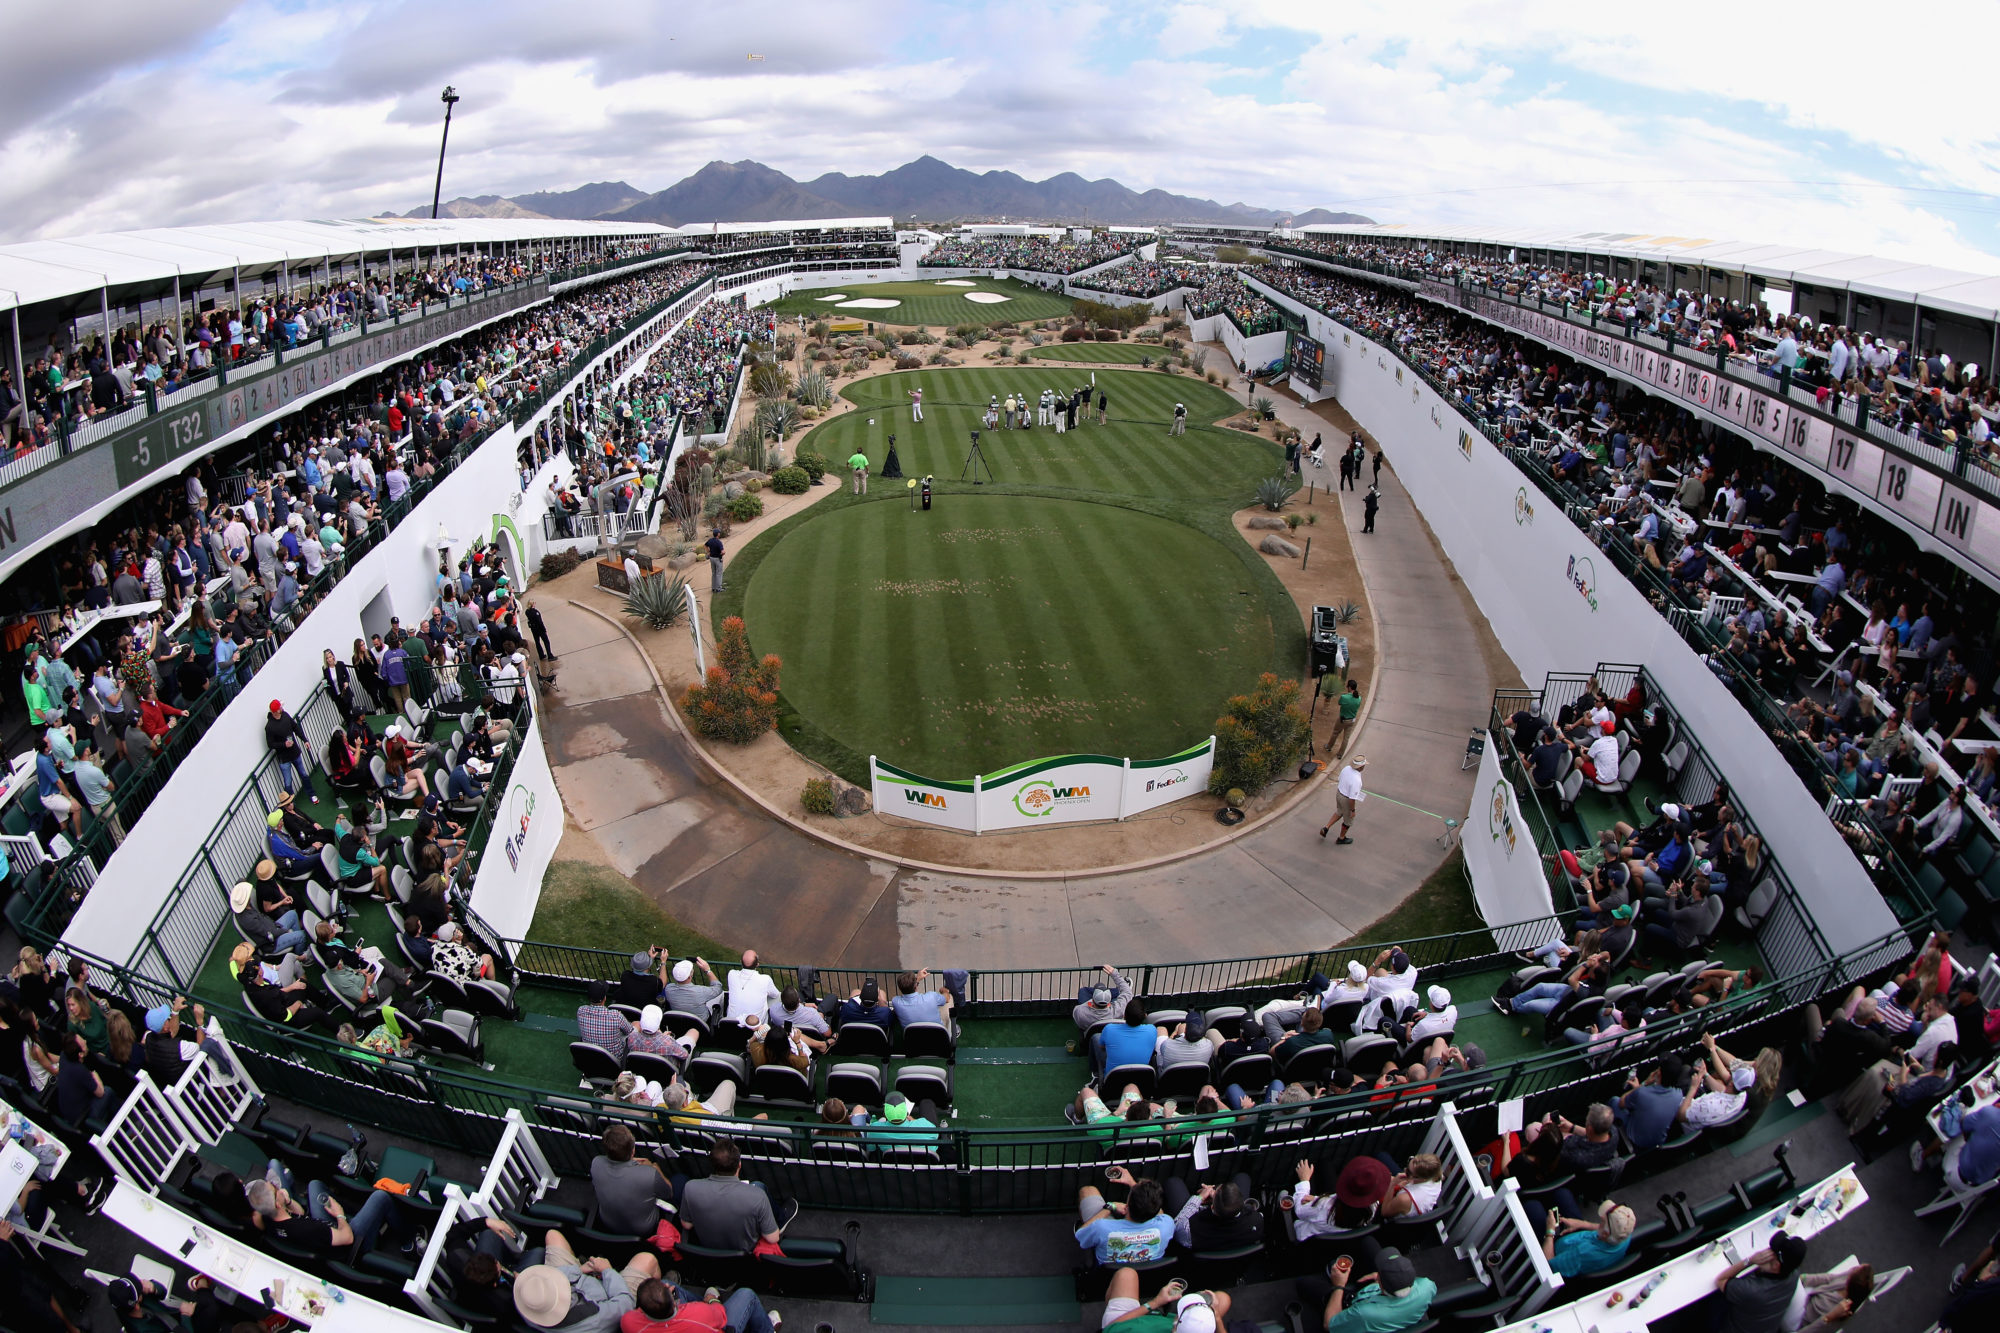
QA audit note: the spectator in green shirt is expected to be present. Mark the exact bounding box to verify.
[1298,1247,1436,1333]
[848,450,871,495]
[1329,679,1362,756]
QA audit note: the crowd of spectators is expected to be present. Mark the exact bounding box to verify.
[1245,260,2000,874]
[1278,238,1997,460]
[1187,271,1283,336]
[7,260,720,864]
[919,233,1149,274]
[1073,260,1193,299]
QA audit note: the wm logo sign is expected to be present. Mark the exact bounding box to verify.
[904,790,949,809]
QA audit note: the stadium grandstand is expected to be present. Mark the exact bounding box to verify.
[3,193,2000,1333]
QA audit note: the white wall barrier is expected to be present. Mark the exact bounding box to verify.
[1242,273,1899,957]
[60,415,557,970]
[870,737,1214,835]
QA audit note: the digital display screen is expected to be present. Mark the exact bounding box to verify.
[1293,334,1325,389]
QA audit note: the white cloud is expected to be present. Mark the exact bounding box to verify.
[2,0,1997,277]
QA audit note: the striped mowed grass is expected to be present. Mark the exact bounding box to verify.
[723,368,1303,783]
[1026,341,1176,364]
[766,278,1072,328]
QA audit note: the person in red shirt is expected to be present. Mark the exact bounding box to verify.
[621,1277,779,1333]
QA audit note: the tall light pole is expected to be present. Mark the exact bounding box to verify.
[430,85,461,220]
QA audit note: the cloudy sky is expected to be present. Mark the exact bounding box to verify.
[8,0,1999,271]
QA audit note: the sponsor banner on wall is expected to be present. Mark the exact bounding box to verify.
[870,736,1215,835]
[869,757,979,833]
[469,706,565,940]
[1412,278,2000,589]
[1461,742,1558,953]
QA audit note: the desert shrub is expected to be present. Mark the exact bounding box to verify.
[794,370,833,409]
[743,478,763,493]
[725,492,765,522]
[1209,673,1312,798]
[899,330,922,346]
[621,572,689,630]
[1094,329,1117,341]
[809,320,830,340]
[680,616,782,744]
[895,354,922,370]
[793,450,827,482]
[538,549,583,580]
[799,777,837,815]
[1061,326,1085,342]
[928,350,950,365]
[1255,474,1301,510]
[769,466,810,495]
[1029,331,1046,346]
[1016,351,1031,364]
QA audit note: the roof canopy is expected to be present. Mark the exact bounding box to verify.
[1295,223,2000,322]
[0,217,673,314]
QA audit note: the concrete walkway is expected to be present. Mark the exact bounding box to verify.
[536,389,1508,968]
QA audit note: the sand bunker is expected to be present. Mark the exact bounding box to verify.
[964,292,1012,304]
[839,298,902,309]
[813,293,849,302]
[935,279,976,287]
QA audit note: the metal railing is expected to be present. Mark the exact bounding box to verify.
[1240,267,1943,932]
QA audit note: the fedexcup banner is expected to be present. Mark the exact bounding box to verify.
[870,736,1215,834]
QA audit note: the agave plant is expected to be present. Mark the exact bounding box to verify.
[755,398,802,442]
[1331,600,1363,625]
[621,572,690,631]
[1255,474,1301,511]
[794,369,833,409]
[1252,395,1275,418]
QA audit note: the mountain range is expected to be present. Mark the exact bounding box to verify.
[405,156,1369,229]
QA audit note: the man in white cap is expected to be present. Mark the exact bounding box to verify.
[1170,402,1187,435]
[1388,985,1458,1048]
[1257,960,1370,1043]
[510,1226,658,1333]
[663,956,724,1017]
[489,651,524,715]
[1321,755,1366,844]
[628,1005,698,1062]
[1102,1270,1231,1330]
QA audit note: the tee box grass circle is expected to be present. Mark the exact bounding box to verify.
[743,494,1282,780]
[721,367,1304,784]
[767,278,1073,328]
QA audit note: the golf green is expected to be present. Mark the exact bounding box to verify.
[1027,342,1178,364]
[742,495,1283,780]
[766,278,1072,328]
[723,367,1301,784]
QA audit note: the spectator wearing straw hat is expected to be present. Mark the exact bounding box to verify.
[511,1228,659,1333]
[1321,756,1366,844]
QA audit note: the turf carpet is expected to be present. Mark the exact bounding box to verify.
[870,1275,1080,1325]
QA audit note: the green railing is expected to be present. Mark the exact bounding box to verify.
[42,904,1915,1213]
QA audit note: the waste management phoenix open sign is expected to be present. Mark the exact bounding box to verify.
[870,737,1216,834]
